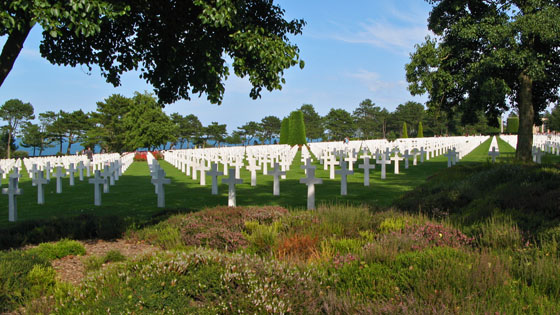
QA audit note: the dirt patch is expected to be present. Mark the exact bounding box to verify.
[50,239,157,286]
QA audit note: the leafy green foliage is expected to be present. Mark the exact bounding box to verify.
[547,104,560,131]
[27,239,86,261]
[406,0,560,160]
[506,116,519,134]
[288,110,306,146]
[324,108,356,140]
[0,98,34,158]
[237,121,262,145]
[300,104,324,140]
[402,122,408,138]
[123,92,176,151]
[279,117,290,144]
[36,0,305,105]
[0,249,51,312]
[417,121,424,138]
[259,115,281,143]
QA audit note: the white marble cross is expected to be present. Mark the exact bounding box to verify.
[268,162,286,196]
[102,165,111,193]
[376,152,391,179]
[88,170,106,206]
[326,155,339,179]
[261,155,270,175]
[207,163,223,195]
[444,149,455,168]
[45,162,52,180]
[54,166,65,194]
[246,159,261,186]
[410,148,420,166]
[335,160,354,195]
[232,158,244,179]
[279,158,290,179]
[533,147,544,164]
[30,164,38,186]
[419,147,426,163]
[345,149,357,171]
[3,176,22,222]
[358,156,375,186]
[33,171,49,205]
[67,163,76,186]
[199,163,210,186]
[299,167,323,210]
[488,146,500,163]
[77,161,86,181]
[391,152,404,174]
[151,169,171,208]
[402,150,412,169]
[222,168,243,207]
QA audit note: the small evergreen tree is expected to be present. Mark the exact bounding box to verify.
[506,117,519,134]
[417,121,424,138]
[402,122,408,138]
[288,110,307,146]
[279,117,290,144]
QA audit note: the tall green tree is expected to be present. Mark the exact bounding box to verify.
[324,108,355,141]
[238,121,262,145]
[279,117,290,144]
[45,111,68,154]
[0,99,34,158]
[61,110,91,154]
[299,104,324,140]
[3,1,305,105]
[546,105,560,132]
[204,122,227,147]
[20,122,42,156]
[288,110,306,146]
[87,94,133,153]
[417,121,424,138]
[123,92,176,151]
[391,101,425,137]
[402,122,408,138]
[260,115,281,143]
[407,0,560,161]
[37,111,56,155]
[352,99,385,139]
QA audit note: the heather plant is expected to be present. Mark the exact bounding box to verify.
[128,221,183,250]
[474,215,524,250]
[314,204,374,238]
[243,220,281,255]
[85,250,127,272]
[275,233,319,262]
[51,248,323,313]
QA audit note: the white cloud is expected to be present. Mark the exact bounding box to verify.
[334,19,430,55]
[348,69,404,92]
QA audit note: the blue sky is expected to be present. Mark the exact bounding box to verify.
[0,0,432,132]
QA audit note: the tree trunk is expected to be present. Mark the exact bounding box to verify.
[516,72,534,162]
[6,132,12,159]
[66,135,74,155]
[0,23,33,87]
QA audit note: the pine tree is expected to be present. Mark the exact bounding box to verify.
[279,117,290,144]
[288,110,307,146]
[417,121,424,138]
[402,122,408,138]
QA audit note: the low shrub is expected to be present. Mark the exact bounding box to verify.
[243,221,280,255]
[177,206,288,251]
[473,215,525,250]
[0,250,51,312]
[27,239,86,261]
[313,204,374,238]
[12,150,29,159]
[275,233,319,262]
[84,250,127,272]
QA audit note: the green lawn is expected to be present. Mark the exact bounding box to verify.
[0,138,557,227]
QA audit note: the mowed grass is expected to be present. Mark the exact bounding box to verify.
[0,137,557,227]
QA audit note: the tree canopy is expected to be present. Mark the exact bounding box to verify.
[1,0,305,105]
[407,0,560,161]
[0,98,34,158]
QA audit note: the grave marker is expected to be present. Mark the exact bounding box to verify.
[2,176,22,222]
[335,160,354,195]
[88,170,106,206]
[268,162,286,196]
[222,168,243,207]
[33,171,49,205]
[207,163,223,195]
[299,168,322,210]
[151,169,171,208]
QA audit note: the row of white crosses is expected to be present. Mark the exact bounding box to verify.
[163,144,297,206]
[0,152,134,221]
[501,134,560,164]
[147,152,171,208]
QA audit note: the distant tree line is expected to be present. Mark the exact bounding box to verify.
[0,93,506,158]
